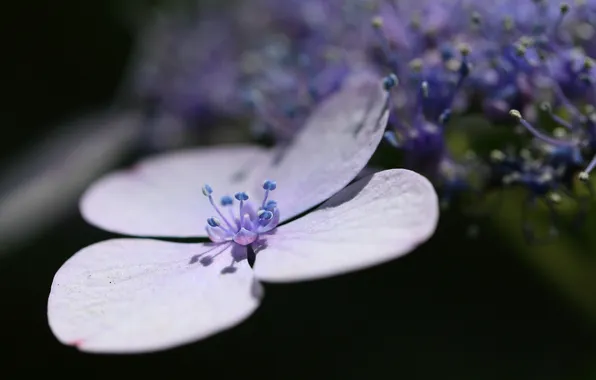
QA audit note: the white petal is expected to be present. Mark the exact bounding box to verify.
[257,72,390,222]
[253,169,439,282]
[48,239,262,353]
[80,145,269,237]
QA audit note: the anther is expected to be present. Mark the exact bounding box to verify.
[553,127,567,138]
[421,81,429,98]
[383,74,399,91]
[371,16,383,29]
[439,109,452,125]
[514,43,526,57]
[409,58,423,73]
[234,192,249,201]
[207,217,221,227]
[579,171,590,181]
[509,109,522,119]
[384,131,400,148]
[264,200,277,210]
[220,195,234,206]
[560,3,570,14]
[490,149,506,162]
[263,180,277,191]
[549,193,562,203]
[458,43,470,57]
[257,209,273,221]
[202,184,213,196]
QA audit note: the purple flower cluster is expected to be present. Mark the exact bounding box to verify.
[363,0,596,240]
[124,0,596,239]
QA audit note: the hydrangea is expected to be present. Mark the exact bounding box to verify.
[47,74,439,353]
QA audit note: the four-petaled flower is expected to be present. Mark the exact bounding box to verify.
[47,74,439,353]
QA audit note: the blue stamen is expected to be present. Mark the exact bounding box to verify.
[234,192,249,201]
[261,180,276,206]
[257,209,273,221]
[207,217,221,228]
[509,109,576,147]
[383,74,399,91]
[205,186,236,231]
[262,180,277,191]
[440,45,454,62]
[264,200,277,211]
[202,184,213,196]
[220,195,234,206]
[384,131,400,148]
[439,109,452,125]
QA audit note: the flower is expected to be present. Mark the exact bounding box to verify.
[47,74,439,353]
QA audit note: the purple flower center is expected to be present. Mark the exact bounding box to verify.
[202,180,280,246]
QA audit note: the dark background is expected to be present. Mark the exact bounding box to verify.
[1,1,595,378]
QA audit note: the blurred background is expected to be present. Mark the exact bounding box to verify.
[1,0,596,378]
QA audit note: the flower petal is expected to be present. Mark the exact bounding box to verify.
[48,239,262,353]
[80,145,269,237]
[253,169,439,283]
[257,72,390,222]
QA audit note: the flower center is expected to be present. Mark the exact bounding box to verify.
[202,180,280,246]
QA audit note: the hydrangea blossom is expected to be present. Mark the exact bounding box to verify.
[47,75,439,353]
[127,0,373,149]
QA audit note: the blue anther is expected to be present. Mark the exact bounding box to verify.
[439,109,452,125]
[220,195,234,206]
[258,210,274,221]
[440,45,454,61]
[202,184,213,196]
[384,131,400,148]
[263,180,277,191]
[264,200,277,210]
[234,192,249,201]
[383,74,398,91]
[207,217,221,227]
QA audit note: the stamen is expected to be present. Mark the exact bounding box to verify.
[220,195,234,206]
[202,184,213,196]
[235,191,249,219]
[203,184,236,230]
[234,192,249,201]
[553,3,570,35]
[384,131,400,148]
[509,109,576,147]
[383,73,399,91]
[580,153,596,180]
[540,102,573,130]
[439,109,452,125]
[421,81,429,98]
[258,209,273,220]
[207,217,221,227]
[264,200,277,211]
[261,180,276,207]
[203,180,281,246]
[262,180,277,191]
[371,16,398,70]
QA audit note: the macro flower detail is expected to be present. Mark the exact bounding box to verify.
[203,181,280,247]
[47,75,440,353]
